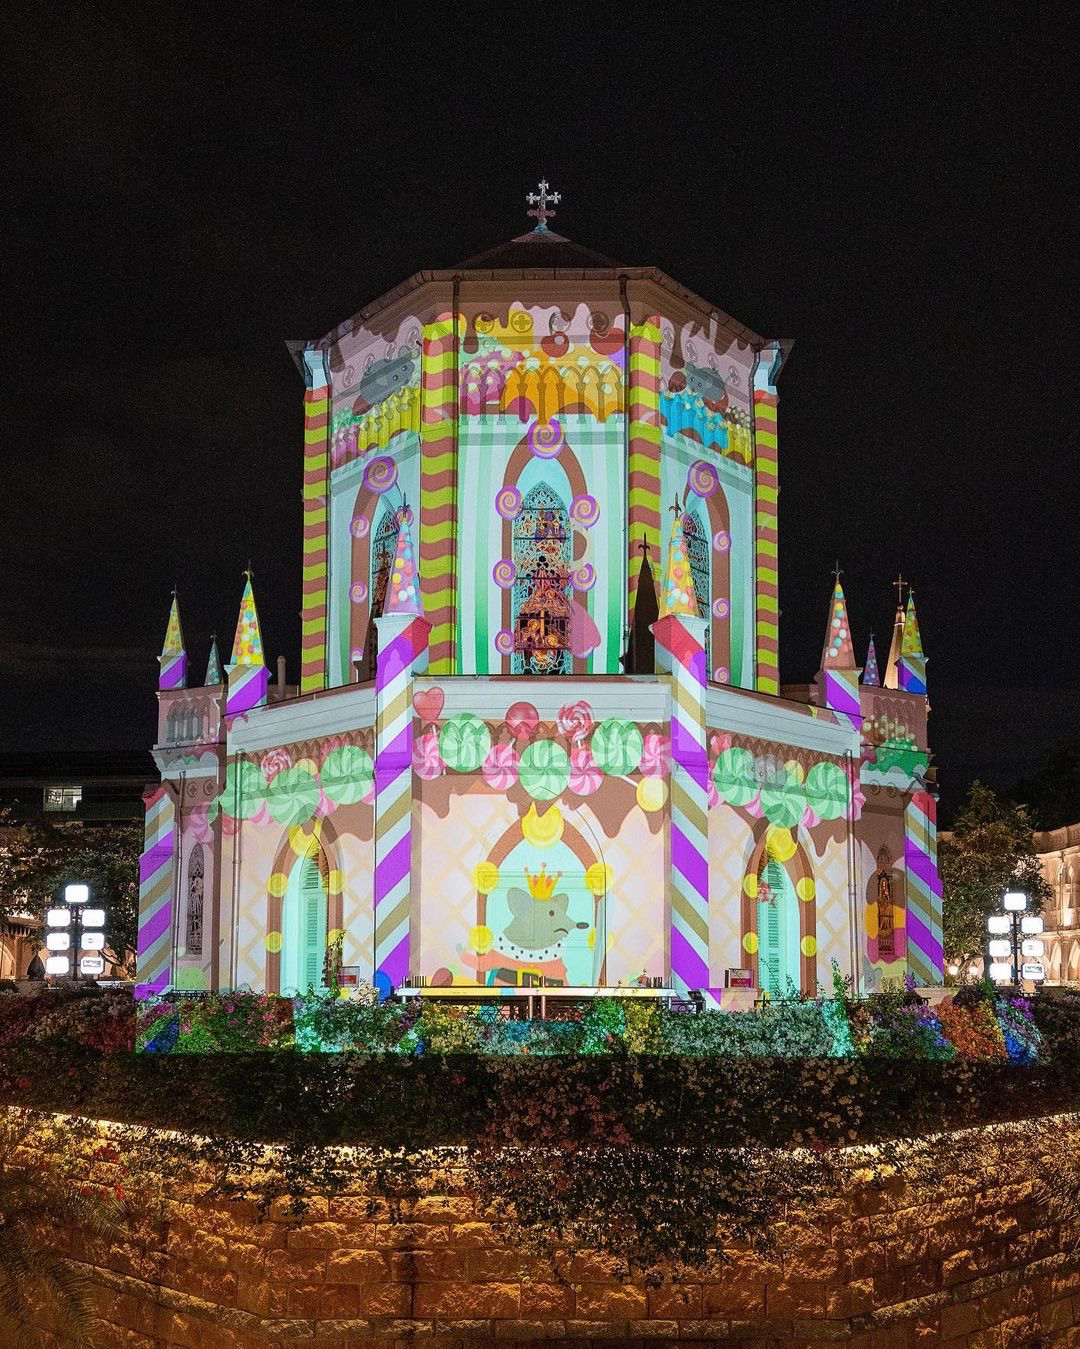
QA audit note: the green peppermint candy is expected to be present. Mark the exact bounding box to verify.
[760,768,806,828]
[518,740,570,800]
[590,719,643,776]
[805,761,850,821]
[438,714,492,773]
[265,765,320,826]
[712,747,758,807]
[320,745,374,805]
[218,759,266,821]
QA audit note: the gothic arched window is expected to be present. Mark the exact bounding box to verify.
[186,843,204,956]
[875,845,895,958]
[511,484,572,675]
[358,506,401,681]
[682,504,712,671]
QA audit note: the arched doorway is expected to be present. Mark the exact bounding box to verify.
[756,858,801,996]
[280,845,330,995]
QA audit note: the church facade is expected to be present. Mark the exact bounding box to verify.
[137,199,943,1004]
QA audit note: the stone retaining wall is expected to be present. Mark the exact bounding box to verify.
[17,1112,1080,1347]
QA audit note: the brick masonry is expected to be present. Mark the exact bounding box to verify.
[17,1112,1080,1347]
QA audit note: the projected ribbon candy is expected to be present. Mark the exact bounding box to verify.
[492,559,516,588]
[495,486,522,519]
[363,456,398,493]
[438,713,492,773]
[494,629,515,656]
[590,719,644,776]
[686,460,719,499]
[569,494,601,528]
[712,747,758,807]
[572,564,596,591]
[320,745,374,806]
[518,739,570,800]
[265,765,320,827]
[528,417,565,459]
[805,761,849,822]
[760,767,806,829]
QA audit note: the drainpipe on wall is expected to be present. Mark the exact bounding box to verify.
[619,275,631,654]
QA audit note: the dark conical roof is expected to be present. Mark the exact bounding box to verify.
[456,229,621,271]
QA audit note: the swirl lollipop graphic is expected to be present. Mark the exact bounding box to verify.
[494,629,515,656]
[572,564,596,591]
[713,529,731,553]
[492,560,517,589]
[712,597,730,619]
[686,459,719,499]
[495,486,522,520]
[363,456,398,494]
[528,417,565,459]
[350,515,370,539]
[569,494,600,528]
[349,582,368,605]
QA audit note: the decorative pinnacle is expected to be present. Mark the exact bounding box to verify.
[892,574,906,606]
[669,493,683,517]
[833,560,843,581]
[638,533,651,560]
[526,179,561,232]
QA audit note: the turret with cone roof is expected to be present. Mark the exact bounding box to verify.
[863,633,880,687]
[158,593,187,690]
[381,503,424,618]
[204,635,223,687]
[897,591,927,695]
[225,568,269,715]
[814,569,862,731]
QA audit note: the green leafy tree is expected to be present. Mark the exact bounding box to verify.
[0,809,141,977]
[939,781,1051,970]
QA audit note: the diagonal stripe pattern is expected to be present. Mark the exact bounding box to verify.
[628,318,662,617]
[904,791,944,984]
[420,315,458,674]
[136,785,176,998]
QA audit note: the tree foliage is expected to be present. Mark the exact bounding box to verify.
[0,809,141,976]
[939,781,1050,966]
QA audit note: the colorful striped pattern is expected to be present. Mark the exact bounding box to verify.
[420,315,458,674]
[752,344,782,695]
[654,613,710,998]
[904,791,944,984]
[898,594,927,694]
[158,596,186,690]
[135,785,176,998]
[627,318,663,616]
[373,613,430,992]
[823,669,863,733]
[226,663,269,716]
[300,350,331,693]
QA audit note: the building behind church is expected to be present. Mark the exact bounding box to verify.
[137,193,943,1004]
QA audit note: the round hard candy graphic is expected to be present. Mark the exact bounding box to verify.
[438,714,492,773]
[590,719,644,777]
[518,740,571,800]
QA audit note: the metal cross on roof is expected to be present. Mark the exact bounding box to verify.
[526,179,561,232]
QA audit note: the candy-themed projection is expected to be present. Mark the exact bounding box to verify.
[140,202,941,1010]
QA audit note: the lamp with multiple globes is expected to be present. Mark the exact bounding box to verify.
[987,889,1044,987]
[42,884,107,980]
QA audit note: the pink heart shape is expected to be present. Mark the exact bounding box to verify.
[412,686,445,724]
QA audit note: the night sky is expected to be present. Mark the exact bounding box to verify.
[3,7,1077,820]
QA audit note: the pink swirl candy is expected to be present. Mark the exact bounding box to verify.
[640,732,670,778]
[528,417,565,459]
[687,460,719,498]
[569,746,602,795]
[572,564,596,591]
[557,699,594,744]
[495,486,522,519]
[350,515,370,539]
[363,456,398,493]
[492,559,516,588]
[713,530,731,553]
[261,748,292,782]
[712,597,730,619]
[494,629,515,656]
[481,743,519,789]
[569,494,600,528]
[412,731,445,780]
[350,582,368,604]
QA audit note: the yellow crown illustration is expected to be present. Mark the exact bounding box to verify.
[524,863,562,901]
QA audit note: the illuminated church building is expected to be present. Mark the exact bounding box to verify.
[138,189,943,1003]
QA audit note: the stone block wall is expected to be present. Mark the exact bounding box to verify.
[17,1112,1080,1347]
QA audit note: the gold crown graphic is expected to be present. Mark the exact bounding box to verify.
[524,863,562,901]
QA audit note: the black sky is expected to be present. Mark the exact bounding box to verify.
[2,5,1077,820]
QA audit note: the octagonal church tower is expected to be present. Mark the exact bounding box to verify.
[139,193,942,1005]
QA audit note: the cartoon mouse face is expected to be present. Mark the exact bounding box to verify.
[504,888,589,951]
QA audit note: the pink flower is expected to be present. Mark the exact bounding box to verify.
[412,732,445,780]
[640,733,669,777]
[261,748,292,783]
[482,743,519,789]
[557,699,594,744]
[569,747,602,795]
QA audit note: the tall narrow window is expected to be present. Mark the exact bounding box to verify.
[282,846,329,994]
[875,845,895,958]
[682,503,712,671]
[512,484,572,675]
[186,844,204,956]
[358,506,400,680]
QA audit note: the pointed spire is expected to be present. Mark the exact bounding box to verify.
[659,498,698,618]
[230,569,265,667]
[204,635,223,686]
[883,574,906,690]
[820,569,856,670]
[382,505,424,616]
[863,633,880,687]
[897,591,927,694]
[621,536,659,673]
[158,593,187,690]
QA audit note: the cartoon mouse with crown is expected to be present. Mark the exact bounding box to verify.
[461,863,589,987]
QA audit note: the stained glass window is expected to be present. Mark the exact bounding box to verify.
[875,845,895,958]
[186,843,204,956]
[682,504,712,670]
[512,484,572,675]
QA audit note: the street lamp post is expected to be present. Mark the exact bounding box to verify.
[43,884,107,982]
[987,889,1044,989]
